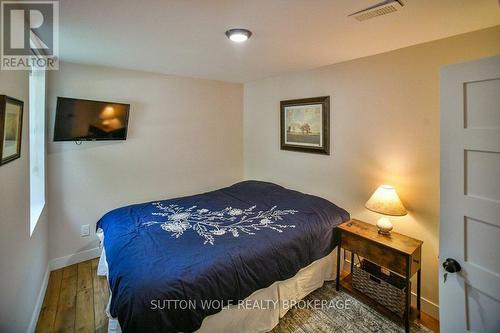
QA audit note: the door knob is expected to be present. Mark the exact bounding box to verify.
[443,258,461,273]
[443,258,461,283]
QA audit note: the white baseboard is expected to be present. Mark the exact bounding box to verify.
[411,292,439,320]
[28,265,50,333]
[49,247,101,271]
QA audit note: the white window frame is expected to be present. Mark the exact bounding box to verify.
[29,65,46,236]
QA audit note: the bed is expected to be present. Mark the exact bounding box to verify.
[96,180,350,333]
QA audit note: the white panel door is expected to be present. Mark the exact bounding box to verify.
[440,55,500,333]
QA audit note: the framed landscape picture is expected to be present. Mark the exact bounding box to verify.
[280,96,330,155]
[0,95,24,166]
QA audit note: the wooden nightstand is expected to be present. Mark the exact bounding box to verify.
[335,219,423,333]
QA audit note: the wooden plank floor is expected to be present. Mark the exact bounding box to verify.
[35,258,109,333]
[36,259,439,333]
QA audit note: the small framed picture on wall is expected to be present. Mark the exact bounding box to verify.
[0,95,24,166]
[280,96,330,155]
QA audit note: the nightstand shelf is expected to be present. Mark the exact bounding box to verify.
[339,272,420,324]
[336,219,423,333]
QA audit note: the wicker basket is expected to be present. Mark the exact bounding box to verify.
[352,259,406,317]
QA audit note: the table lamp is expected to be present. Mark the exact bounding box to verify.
[365,185,407,235]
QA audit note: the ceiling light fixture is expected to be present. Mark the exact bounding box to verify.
[225,28,252,43]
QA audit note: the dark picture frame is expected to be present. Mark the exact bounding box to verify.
[0,95,24,166]
[280,96,330,155]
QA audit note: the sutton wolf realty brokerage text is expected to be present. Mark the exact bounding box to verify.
[150,299,353,311]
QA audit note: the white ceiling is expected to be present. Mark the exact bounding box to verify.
[59,0,500,83]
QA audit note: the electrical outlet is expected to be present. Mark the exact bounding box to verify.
[81,224,90,237]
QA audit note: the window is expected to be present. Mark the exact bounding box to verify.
[29,66,46,235]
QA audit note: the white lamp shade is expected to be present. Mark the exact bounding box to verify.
[365,185,407,216]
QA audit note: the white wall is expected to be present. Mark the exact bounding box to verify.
[0,71,49,332]
[47,62,243,261]
[243,26,500,318]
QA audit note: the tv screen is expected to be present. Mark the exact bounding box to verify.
[54,97,130,141]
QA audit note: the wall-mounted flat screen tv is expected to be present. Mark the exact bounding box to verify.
[54,97,130,141]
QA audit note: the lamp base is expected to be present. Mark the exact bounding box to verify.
[376,217,393,235]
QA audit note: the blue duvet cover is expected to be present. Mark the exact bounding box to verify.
[97,180,349,332]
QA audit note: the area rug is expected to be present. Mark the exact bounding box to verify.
[270,281,433,333]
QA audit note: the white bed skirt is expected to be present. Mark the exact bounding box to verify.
[98,231,337,333]
[197,250,337,333]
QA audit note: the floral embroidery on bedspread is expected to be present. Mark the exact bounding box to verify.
[141,202,298,245]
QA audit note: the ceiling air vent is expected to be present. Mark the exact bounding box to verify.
[348,0,404,21]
